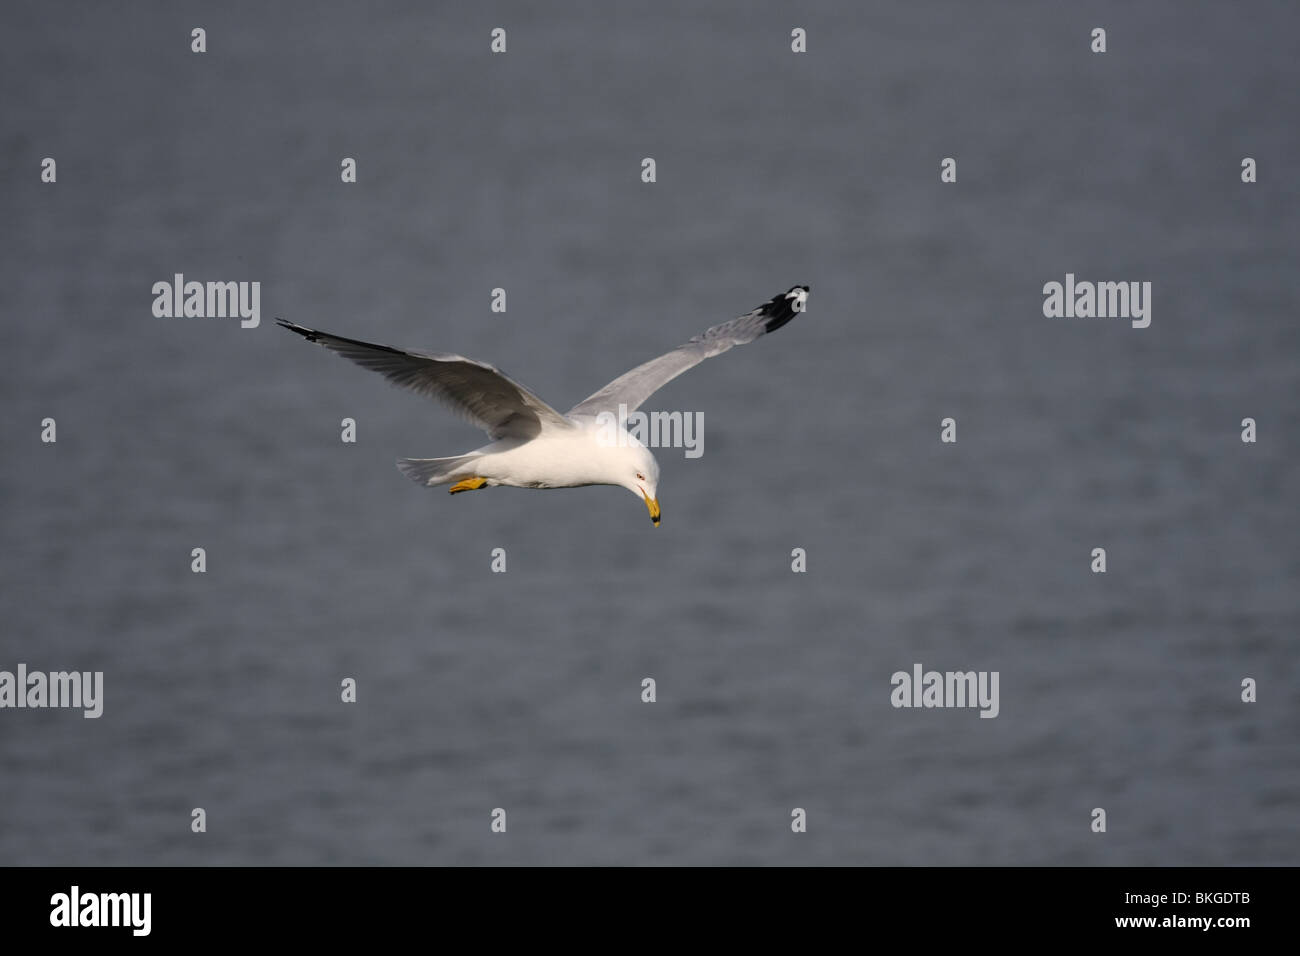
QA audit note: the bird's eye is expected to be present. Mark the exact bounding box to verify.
[636,472,645,481]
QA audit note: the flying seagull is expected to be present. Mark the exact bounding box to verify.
[278,285,810,526]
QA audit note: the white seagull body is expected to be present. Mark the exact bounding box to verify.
[279,285,810,526]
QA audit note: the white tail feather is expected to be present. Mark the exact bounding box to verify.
[396,455,481,487]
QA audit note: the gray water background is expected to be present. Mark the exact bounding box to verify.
[1,1,1297,865]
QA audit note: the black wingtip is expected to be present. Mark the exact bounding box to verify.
[760,285,811,334]
[276,318,320,342]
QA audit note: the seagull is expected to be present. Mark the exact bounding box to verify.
[278,285,810,526]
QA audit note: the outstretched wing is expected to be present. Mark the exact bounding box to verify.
[567,286,810,418]
[278,320,573,440]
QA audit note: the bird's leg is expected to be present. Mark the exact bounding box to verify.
[448,477,489,494]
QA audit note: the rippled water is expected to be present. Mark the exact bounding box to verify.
[1,1,1297,864]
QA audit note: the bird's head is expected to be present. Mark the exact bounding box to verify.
[617,444,661,527]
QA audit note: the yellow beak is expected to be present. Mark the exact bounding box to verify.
[642,491,661,527]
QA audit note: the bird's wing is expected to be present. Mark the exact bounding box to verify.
[567,286,810,418]
[278,320,573,440]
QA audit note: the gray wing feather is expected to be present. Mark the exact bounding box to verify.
[278,320,573,440]
[567,286,809,418]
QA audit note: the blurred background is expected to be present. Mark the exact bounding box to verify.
[0,0,1296,865]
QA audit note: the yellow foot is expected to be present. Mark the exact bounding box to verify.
[448,476,489,495]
